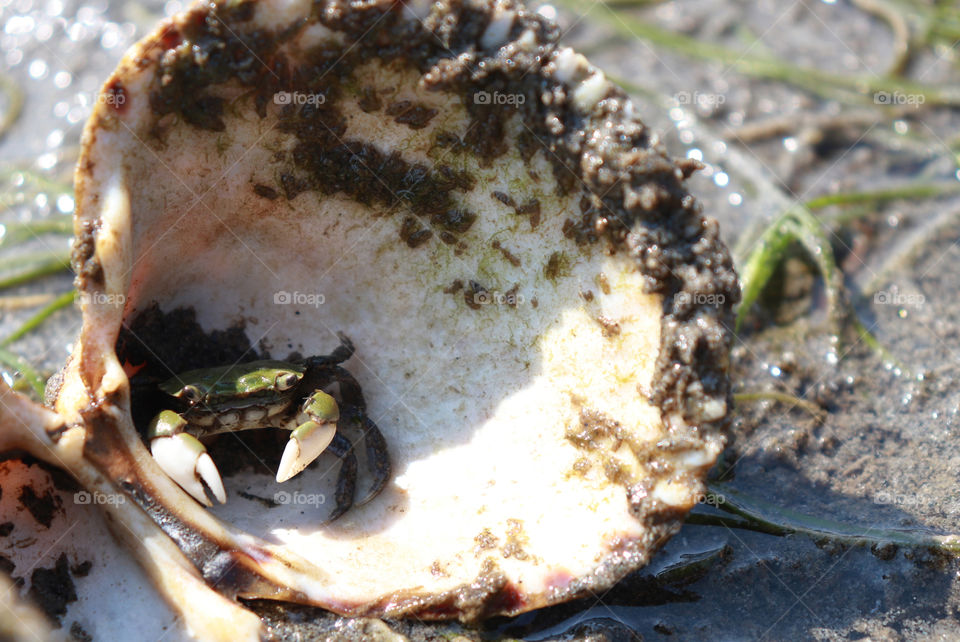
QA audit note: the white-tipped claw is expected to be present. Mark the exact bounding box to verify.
[151,433,226,506]
[196,452,227,504]
[276,421,336,483]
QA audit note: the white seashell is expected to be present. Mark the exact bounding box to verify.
[0,0,740,635]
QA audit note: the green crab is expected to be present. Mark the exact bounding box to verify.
[147,335,390,521]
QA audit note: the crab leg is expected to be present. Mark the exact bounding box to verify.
[350,411,391,506]
[276,390,339,483]
[323,432,359,523]
[148,410,226,506]
[320,367,393,504]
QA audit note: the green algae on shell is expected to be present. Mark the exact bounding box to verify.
[48,0,738,628]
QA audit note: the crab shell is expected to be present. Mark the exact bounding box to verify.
[27,0,737,636]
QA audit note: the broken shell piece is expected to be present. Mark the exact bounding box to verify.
[0,382,264,641]
[52,0,738,624]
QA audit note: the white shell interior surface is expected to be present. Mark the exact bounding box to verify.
[0,460,181,640]
[71,0,729,617]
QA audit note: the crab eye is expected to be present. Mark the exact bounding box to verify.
[180,385,202,402]
[276,373,299,391]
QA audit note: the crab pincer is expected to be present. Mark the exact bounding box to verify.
[148,410,227,506]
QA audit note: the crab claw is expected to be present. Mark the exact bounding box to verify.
[277,420,337,483]
[149,413,227,506]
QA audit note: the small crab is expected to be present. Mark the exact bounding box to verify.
[147,334,390,521]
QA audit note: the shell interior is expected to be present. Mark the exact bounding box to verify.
[63,0,737,621]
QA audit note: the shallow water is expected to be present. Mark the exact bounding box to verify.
[4,0,960,639]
